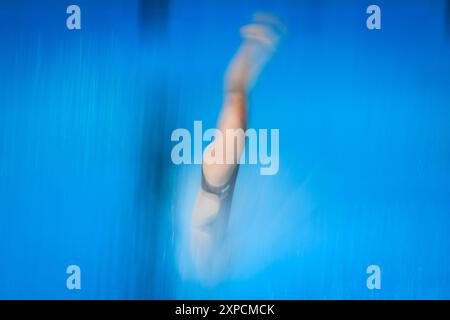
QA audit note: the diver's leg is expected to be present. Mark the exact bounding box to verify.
[190,14,284,277]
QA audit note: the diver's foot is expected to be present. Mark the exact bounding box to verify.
[240,13,285,51]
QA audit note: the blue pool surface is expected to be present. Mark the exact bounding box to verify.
[0,0,449,299]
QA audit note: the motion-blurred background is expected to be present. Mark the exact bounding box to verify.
[0,0,449,299]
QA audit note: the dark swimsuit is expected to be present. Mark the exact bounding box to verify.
[200,166,239,229]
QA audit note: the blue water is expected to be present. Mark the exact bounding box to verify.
[0,0,449,299]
